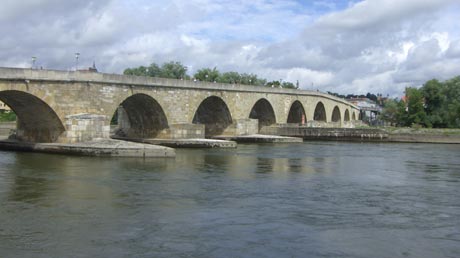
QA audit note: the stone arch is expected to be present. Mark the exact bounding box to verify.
[331,106,341,122]
[193,96,232,137]
[352,112,356,121]
[0,90,65,142]
[313,102,326,121]
[287,100,306,124]
[249,98,276,129]
[344,109,350,122]
[112,93,168,138]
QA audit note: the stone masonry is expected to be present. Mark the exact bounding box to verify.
[0,67,360,143]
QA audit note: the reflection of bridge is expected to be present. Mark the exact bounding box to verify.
[0,67,359,143]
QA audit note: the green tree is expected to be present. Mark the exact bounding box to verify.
[123,66,149,76]
[380,99,399,126]
[381,98,407,126]
[218,72,241,84]
[421,79,446,128]
[160,61,188,79]
[281,82,297,89]
[266,80,281,88]
[405,87,427,127]
[123,63,161,77]
[194,67,220,82]
[443,76,460,128]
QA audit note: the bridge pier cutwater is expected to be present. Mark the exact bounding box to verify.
[0,67,360,145]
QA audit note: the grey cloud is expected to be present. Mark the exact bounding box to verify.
[446,39,460,58]
[401,39,442,70]
[1,0,459,97]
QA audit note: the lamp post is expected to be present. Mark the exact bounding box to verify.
[75,53,80,71]
[31,56,37,69]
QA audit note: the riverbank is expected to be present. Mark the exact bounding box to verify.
[386,128,460,144]
[261,125,460,144]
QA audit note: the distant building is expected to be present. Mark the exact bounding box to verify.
[347,97,382,125]
[0,101,11,112]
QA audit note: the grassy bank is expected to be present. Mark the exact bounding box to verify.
[383,127,460,136]
[0,111,16,122]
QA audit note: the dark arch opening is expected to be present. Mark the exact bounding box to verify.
[344,109,350,122]
[249,98,276,129]
[112,93,168,138]
[313,102,326,121]
[192,96,232,137]
[331,106,341,122]
[352,112,356,121]
[0,90,65,142]
[287,100,306,124]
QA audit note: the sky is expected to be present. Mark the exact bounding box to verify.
[1,0,459,96]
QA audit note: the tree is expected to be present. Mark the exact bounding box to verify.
[194,67,220,82]
[240,73,260,85]
[405,87,427,127]
[123,63,161,77]
[266,80,281,88]
[218,72,241,84]
[160,61,188,79]
[421,79,445,128]
[281,82,297,89]
[380,99,399,126]
[443,76,460,128]
[380,98,408,126]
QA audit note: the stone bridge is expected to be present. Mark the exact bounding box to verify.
[0,67,360,143]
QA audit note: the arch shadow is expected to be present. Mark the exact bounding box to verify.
[112,93,168,138]
[0,90,65,142]
[331,106,341,122]
[193,96,232,137]
[313,102,327,121]
[344,109,350,122]
[287,100,306,124]
[249,98,276,129]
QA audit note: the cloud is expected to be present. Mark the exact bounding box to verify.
[0,0,459,96]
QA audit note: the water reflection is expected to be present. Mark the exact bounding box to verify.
[256,157,274,173]
[0,143,460,258]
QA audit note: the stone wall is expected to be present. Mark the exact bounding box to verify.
[0,67,361,143]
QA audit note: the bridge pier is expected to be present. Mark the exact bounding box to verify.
[62,113,110,143]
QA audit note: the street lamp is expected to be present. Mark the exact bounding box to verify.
[31,56,37,69]
[205,74,209,81]
[75,53,80,71]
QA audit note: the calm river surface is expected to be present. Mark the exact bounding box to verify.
[0,142,459,258]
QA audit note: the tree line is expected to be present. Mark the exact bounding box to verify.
[123,61,299,89]
[381,76,460,128]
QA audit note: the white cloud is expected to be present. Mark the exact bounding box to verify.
[0,0,459,96]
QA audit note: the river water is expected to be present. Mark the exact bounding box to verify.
[0,142,459,258]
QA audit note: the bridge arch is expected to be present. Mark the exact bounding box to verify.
[287,100,306,124]
[352,112,356,121]
[193,96,232,137]
[249,98,276,129]
[331,106,341,122]
[313,102,327,122]
[344,109,350,122]
[112,93,168,138]
[0,90,65,142]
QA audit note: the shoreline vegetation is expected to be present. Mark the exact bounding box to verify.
[123,61,300,89]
